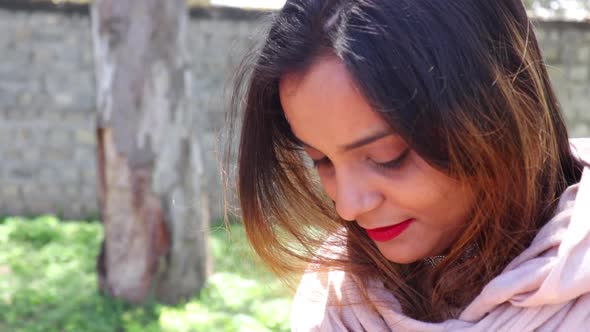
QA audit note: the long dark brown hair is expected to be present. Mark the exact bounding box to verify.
[226,0,582,322]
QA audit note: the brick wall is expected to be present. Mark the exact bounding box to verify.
[0,9,96,218]
[535,20,590,136]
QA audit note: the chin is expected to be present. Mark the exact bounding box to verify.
[384,254,420,265]
[377,243,426,264]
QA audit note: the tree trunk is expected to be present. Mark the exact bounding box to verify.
[91,0,211,304]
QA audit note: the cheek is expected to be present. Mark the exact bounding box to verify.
[383,183,445,217]
[318,174,337,201]
[381,159,471,224]
[411,180,473,227]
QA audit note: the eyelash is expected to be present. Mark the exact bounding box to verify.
[311,149,410,171]
[311,157,331,168]
[372,149,410,170]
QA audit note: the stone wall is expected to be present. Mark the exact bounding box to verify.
[0,9,97,218]
[0,6,589,219]
[535,20,590,137]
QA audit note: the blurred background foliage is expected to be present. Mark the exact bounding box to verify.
[524,0,590,19]
[17,0,590,13]
[0,216,291,332]
[14,0,214,8]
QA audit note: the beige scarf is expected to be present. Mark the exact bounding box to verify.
[291,139,590,332]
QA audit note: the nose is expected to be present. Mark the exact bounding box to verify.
[333,171,383,221]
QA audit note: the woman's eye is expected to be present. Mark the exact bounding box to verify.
[372,149,410,170]
[312,157,332,169]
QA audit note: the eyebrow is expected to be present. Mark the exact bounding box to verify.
[296,129,395,152]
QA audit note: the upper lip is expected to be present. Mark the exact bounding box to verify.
[362,218,414,231]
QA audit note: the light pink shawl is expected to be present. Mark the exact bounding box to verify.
[292,139,590,331]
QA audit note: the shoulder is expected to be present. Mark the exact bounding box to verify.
[463,155,590,320]
[570,138,590,166]
[290,265,403,331]
[290,268,347,332]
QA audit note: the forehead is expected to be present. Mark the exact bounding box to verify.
[279,57,391,148]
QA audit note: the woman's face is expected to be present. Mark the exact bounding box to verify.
[279,56,475,264]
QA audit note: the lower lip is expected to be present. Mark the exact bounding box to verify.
[365,219,415,242]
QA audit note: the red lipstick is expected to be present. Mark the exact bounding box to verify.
[365,219,414,242]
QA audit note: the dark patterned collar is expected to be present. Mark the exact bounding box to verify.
[423,244,478,267]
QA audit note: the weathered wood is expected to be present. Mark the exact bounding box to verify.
[92,0,211,304]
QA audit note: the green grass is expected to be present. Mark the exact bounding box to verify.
[0,215,291,332]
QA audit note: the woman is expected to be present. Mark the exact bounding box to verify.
[228,0,590,330]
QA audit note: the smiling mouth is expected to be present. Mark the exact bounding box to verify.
[365,219,415,242]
